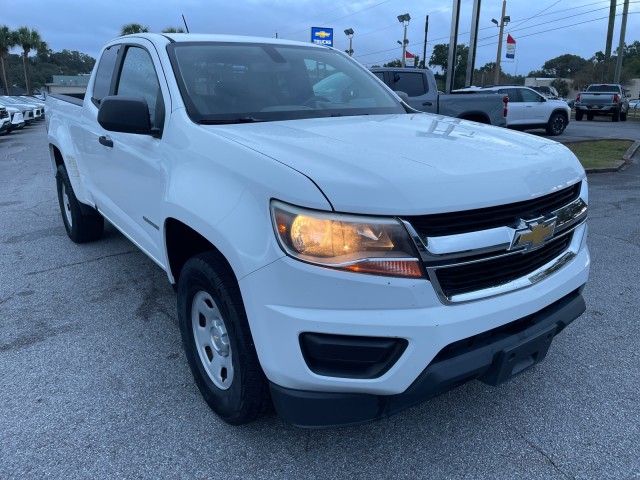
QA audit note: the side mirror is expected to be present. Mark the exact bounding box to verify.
[97,96,155,136]
[394,91,410,103]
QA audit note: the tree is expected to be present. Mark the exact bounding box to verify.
[0,25,16,95]
[428,43,468,89]
[542,54,588,78]
[13,26,47,95]
[120,24,149,36]
[383,59,402,67]
[162,27,185,33]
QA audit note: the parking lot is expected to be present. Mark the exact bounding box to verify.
[1,121,639,479]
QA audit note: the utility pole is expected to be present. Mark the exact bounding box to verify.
[445,0,461,93]
[493,0,507,85]
[422,16,429,69]
[465,0,482,87]
[614,0,630,83]
[603,0,616,81]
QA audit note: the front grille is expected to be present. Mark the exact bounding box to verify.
[0,109,8,119]
[434,234,572,298]
[404,183,581,237]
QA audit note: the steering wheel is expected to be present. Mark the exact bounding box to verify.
[302,95,331,107]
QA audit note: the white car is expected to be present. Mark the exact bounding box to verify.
[467,86,571,136]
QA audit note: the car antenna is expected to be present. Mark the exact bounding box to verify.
[182,14,190,33]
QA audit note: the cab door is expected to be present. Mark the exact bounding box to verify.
[87,42,169,266]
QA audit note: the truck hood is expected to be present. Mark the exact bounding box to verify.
[209,113,584,215]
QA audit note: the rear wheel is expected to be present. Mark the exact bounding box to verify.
[612,110,619,122]
[575,111,583,121]
[177,252,271,425]
[545,112,567,136]
[56,164,104,243]
[620,110,627,121]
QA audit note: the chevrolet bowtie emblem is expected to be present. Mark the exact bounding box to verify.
[511,217,557,251]
[315,31,331,38]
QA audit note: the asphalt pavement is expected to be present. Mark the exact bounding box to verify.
[1,122,639,479]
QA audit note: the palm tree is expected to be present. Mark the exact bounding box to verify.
[0,25,16,95]
[120,23,150,36]
[162,27,185,33]
[13,26,46,95]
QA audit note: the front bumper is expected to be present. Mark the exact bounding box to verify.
[270,288,585,427]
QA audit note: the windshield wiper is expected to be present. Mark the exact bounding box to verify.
[198,117,266,125]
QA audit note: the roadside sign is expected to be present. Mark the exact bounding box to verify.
[311,27,334,47]
[405,51,416,68]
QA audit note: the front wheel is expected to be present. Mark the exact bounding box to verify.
[56,164,104,243]
[177,252,271,425]
[545,112,567,136]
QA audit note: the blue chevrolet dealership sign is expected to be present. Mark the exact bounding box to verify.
[311,27,333,47]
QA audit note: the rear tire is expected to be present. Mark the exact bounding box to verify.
[612,110,619,122]
[545,112,567,136]
[177,251,271,425]
[56,164,104,243]
[620,110,627,121]
[575,111,583,121]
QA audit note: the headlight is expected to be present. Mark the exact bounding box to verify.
[271,200,424,278]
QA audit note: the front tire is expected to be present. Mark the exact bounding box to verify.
[56,164,104,243]
[545,112,567,136]
[177,252,271,425]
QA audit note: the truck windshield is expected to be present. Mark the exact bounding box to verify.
[167,42,405,123]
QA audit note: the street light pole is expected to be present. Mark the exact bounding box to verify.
[344,28,354,57]
[397,14,411,67]
[493,0,507,85]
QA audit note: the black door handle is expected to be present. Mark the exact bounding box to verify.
[99,135,113,148]
[422,101,433,106]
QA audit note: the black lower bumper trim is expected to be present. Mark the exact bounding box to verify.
[270,289,586,428]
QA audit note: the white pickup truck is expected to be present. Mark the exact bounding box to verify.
[46,33,589,428]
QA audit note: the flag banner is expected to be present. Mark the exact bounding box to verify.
[405,50,416,68]
[506,34,516,59]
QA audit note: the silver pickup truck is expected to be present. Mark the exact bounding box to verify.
[575,83,630,122]
[370,68,507,126]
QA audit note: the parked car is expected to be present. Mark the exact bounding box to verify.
[629,99,640,110]
[530,85,561,99]
[574,84,629,122]
[457,85,570,136]
[0,107,9,134]
[370,67,508,126]
[2,105,26,132]
[0,97,36,124]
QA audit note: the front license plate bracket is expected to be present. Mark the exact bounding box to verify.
[479,324,557,386]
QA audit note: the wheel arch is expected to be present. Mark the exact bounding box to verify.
[164,218,236,287]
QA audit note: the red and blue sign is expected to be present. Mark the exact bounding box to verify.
[311,27,334,47]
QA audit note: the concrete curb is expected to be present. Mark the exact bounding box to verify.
[583,140,640,174]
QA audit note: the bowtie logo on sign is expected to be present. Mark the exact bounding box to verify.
[311,27,334,47]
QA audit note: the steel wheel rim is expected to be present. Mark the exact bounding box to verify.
[192,290,234,390]
[61,182,73,227]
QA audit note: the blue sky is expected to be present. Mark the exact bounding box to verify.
[2,0,639,76]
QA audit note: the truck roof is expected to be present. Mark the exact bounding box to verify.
[113,32,323,49]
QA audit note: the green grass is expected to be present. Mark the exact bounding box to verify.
[564,140,633,169]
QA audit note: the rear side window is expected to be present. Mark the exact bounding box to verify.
[390,72,428,97]
[92,45,121,106]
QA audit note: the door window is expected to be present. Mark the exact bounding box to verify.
[116,46,164,130]
[520,89,544,102]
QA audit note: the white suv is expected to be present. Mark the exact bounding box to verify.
[467,86,570,136]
